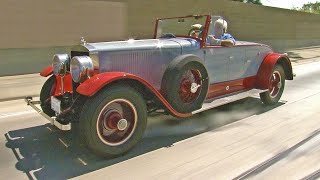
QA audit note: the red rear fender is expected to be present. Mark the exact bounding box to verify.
[256,53,293,89]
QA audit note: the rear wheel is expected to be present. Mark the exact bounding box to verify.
[260,64,285,105]
[40,75,56,116]
[79,85,147,157]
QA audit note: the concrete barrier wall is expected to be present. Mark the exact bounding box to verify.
[0,0,127,48]
[0,0,127,76]
[1,0,320,76]
[111,0,320,51]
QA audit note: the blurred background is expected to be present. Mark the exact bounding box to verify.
[0,0,319,76]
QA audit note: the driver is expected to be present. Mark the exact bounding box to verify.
[188,24,203,39]
[207,19,235,47]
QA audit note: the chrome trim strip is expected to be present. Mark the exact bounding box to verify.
[25,97,71,131]
[192,89,267,114]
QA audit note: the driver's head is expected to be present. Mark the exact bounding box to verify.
[189,24,203,38]
[214,19,228,38]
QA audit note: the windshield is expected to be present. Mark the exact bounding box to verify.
[155,16,208,39]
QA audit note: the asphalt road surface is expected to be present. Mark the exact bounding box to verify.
[1,61,320,179]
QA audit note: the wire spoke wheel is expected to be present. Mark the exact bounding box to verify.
[179,69,202,104]
[269,71,282,98]
[260,64,285,105]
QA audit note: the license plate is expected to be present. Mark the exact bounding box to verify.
[51,96,61,114]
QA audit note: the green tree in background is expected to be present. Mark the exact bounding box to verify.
[294,2,320,14]
[232,0,263,5]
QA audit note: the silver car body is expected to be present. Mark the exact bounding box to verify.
[73,38,272,90]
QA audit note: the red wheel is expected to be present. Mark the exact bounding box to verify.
[97,99,137,146]
[260,64,285,105]
[79,85,147,157]
[269,71,282,98]
[179,69,202,104]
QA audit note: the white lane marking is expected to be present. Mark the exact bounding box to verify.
[29,167,44,180]
[6,132,24,141]
[58,138,69,148]
[77,157,88,166]
[14,148,24,160]
[0,110,34,119]
[46,126,54,132]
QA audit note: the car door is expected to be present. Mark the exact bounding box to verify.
[228,46,246,80]
[204,46,244,99]
[204,47,230,84]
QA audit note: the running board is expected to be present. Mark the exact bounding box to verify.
[25,97,71,131]
[192,89,266,114]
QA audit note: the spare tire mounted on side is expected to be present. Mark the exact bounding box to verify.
[161,54,209,114]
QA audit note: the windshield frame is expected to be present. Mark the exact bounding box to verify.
[153,15,211,48]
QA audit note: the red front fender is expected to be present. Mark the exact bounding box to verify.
[77,72,137,96]
[54,74,73,96]
[39,65,73,95]
[76,72,192,118]
[40,65,53,77]
[256,53,293,90]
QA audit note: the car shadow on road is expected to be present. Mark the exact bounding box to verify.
[4,97,284,179]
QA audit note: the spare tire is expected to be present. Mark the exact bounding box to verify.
[161,55,209,114]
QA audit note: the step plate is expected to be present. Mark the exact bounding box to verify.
[192,89,266,114]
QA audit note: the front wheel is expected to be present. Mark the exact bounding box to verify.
[79,85,147,157]
[40,75,56,116]
[260,64,285,105]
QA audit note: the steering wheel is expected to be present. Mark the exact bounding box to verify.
[159,33,176,39]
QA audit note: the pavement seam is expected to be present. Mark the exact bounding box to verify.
[301,168,320,180]
[232,129,320,180]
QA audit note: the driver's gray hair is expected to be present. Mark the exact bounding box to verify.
[215,19,228,32]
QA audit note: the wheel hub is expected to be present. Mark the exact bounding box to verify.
[103,110,123,130]
[179,69,202,103]
[277,82,281,88]
[117,119,128,131]
[190,82,201,93]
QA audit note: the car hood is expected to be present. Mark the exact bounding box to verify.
[71,38,200,53]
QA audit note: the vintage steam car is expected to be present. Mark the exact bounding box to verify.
[25,15,293,157]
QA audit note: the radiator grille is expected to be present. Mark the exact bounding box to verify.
[71,51,89,58]
[100,50,165,89]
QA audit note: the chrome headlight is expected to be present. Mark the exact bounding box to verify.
[70,56,94,83]
[52,54,70,76]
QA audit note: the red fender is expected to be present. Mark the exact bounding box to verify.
[76,72,192,118]
[40,65,53,77]
[39,65,73,95]
[54,74,73,96]
[256,53,293,90]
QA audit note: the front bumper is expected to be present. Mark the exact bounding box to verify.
[25,97,71,131]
